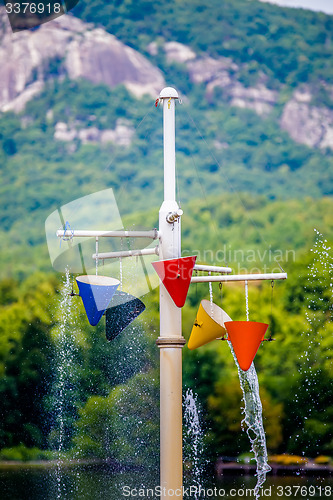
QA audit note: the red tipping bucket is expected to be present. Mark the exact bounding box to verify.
[152,256,197,308]
[224,321,268,371]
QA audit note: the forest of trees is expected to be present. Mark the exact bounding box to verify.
[0,195,332,464]
[73,0,333,89]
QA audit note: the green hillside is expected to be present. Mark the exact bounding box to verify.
[73,0,333,89]
[0,79,332,281]
[1,183,333,280]
[1,0,333,270]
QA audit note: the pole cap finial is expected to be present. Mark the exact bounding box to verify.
[159,87,179,99]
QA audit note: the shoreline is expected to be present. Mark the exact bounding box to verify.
[0,458,103,470]
[215,460,333,477]
[0,458,332,477]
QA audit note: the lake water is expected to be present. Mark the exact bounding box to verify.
[0,465,332,499]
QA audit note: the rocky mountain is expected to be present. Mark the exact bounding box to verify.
[280,87,333,150]
[162,40,333,151]
[0,9,165,113]
[0,7,332,151]
[162,42,278,116]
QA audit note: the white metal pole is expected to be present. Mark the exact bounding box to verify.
[162,89,177,201]
[156,87,184,500]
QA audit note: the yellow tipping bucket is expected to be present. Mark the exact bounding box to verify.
[188,299,232,350]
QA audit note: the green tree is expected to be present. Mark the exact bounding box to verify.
[0,274,57,449]
[73,371,159,468]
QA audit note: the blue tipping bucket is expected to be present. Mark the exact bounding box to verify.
[76,275,120,326]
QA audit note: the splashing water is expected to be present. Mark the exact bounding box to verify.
[183,389,204,498]
[119,238,124,290]
[96,237,99,275]
[228,344,271,498]
[237,281,269,497]
[119,258,123,290]
[293,229,333,451]
[209,280,214,318]
[49,269,80,498]
[304,229,333,347]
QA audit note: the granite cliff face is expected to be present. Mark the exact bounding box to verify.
[163,41,278,116]
[0,10,165,113]
[0,8,332,151]
[163,40,333,151]
[280,87,333,150]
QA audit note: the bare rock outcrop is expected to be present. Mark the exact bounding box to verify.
[2,7,332,154]
[187,55,238,85]
[0,9,165,112]
[164,46,277,116]
[54,119,135,146]
[164,41,196,64]
[188,55,277,115]
[280,88,333,150]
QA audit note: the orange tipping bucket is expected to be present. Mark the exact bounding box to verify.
[224,321,268,371]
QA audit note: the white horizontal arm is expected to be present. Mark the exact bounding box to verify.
[194,264,232,274]
[56,229,159,239]
[191,272,287,283]
[92,247,159,260]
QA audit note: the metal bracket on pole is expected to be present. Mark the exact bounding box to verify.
[166,209,183,224]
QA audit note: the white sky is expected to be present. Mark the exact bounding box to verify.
[259,0,333,14]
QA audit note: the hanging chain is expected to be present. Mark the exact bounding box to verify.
[268,280,275,341]
[71,274,74,296]
[219,281,227,340]
[95,237,99,276]
[219,281,223,304]
[68,273,78,297]
[245,280,249,321]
